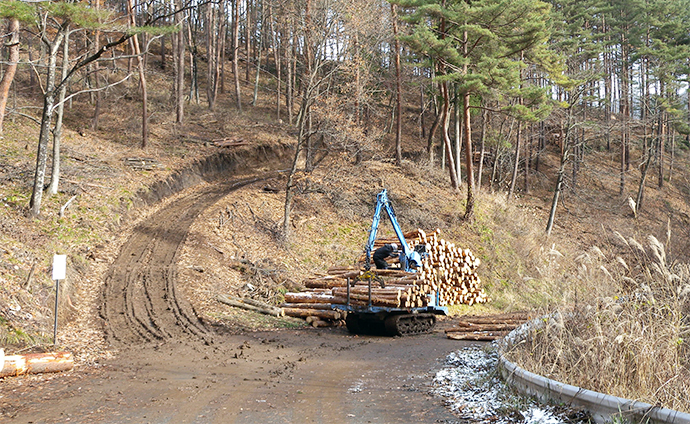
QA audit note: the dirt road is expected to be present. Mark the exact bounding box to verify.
[1,174,475,424]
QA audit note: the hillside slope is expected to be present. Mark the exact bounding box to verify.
[2,61,690,363]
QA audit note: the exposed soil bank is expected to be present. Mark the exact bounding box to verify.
[1,146,476,423]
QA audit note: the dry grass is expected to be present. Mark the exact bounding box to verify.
[505,234,690,413]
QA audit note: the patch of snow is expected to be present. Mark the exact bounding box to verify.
[433,346,579,424]
[348,380,364,393]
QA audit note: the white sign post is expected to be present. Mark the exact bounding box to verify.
[52,255,67,346]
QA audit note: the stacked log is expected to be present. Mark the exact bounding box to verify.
[280,229,490,327]
[415,229,489,306]
[445,312,532,341]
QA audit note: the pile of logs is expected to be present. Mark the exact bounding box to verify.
[415,229,488,306]
[279,229,490,327]
[445,312,532,341]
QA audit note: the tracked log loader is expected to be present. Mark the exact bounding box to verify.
[333,189,448,336]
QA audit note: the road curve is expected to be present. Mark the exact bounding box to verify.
[1,170,476,424]
[101,175,272,346]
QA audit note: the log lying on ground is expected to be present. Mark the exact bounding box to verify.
[217,295,284,317]
[445,311,532,341]
[446,323,520,332]
[454,311,533,324]
[0,351,74,378]
[446,331,510,341]
[305,316,338,328]
[282,308,342,320]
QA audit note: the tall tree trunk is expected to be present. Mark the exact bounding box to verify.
[300,0,316,169]
[206,1,218,109]
[283,88,313,239]
[49,27,70,196]
[30,29,66,217]
[635,145,653,212]
[220,16,227,95]
[619,38,630,195]
[173,2,185,124]
[232,0,242,111]
[286,29,294,124]
[658,84,665,188]
[0,19,19,134]
[525,124,532,193]
[160,35,166,70]
[508,121,522,198]
[454,84,462,183]
[128,0,148,148]
[353,33,363,165]
[462,89,475,219]
[545,158,565,237]
[546,108,573,237]
[245,0,251,82]
[460,26,475,219]
[91,0,102,131]
[440,82,458,190]
[477,106,487,189]
[669,130,675,183]
[419,84,426,138]
[426,86,440,164]
[269,3,281,120]
[251,4,263,107]
[392,4,402,166]
[187,20,199,104]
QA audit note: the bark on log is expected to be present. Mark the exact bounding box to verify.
[446,331,509,341]
[282,308,341,320]
[446,323,519,332]
[330,293,400,307]
[280,302,334,310]
[284,292,336,303]
[0,351,74,378]
[217,295,284,316]
[309,318,336,327]
[304,279,349,289]
[455,313,532,324]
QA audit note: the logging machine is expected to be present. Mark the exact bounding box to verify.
[334,189,448,336]
[363,189,422,273]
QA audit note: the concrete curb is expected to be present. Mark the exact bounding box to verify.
[498,319,690,424]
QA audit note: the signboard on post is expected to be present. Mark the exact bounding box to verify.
[52,255,66,281]
[52,255,67,346]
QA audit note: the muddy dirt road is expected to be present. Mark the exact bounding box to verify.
[1,175,476,424]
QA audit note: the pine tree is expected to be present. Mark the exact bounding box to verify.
[392,0,561,218]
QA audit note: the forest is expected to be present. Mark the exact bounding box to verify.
[1,0,689,228]
[1,0,690,415]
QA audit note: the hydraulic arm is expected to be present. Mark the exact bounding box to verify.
[364,189,421,272]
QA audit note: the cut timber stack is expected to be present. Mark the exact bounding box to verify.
[445,312,532,341]
[281,229,489,327]
[415,229,489,306]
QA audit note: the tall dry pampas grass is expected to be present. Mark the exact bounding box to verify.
[505,234,690,413]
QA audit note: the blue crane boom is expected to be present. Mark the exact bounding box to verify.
[364,189,421,272]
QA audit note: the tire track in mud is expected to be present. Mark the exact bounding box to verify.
[102,175,273,346]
